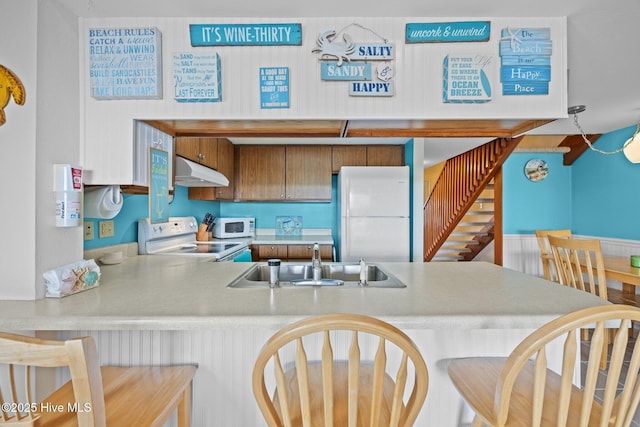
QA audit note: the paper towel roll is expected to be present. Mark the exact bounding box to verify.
[84,185,123,219]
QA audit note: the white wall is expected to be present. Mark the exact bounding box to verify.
[79,17,567,185]
[35,0,83,299]
[0,1,38,299]
[0,1,83,300]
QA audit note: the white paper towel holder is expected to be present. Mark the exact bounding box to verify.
[84,185,123,219]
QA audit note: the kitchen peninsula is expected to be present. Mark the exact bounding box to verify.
[0,258,608,426]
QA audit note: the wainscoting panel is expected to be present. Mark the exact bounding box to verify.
[503,233,640,291]
[56,327,547,427]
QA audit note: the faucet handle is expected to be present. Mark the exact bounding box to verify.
[312,243,321,266]
[359,259,367,286]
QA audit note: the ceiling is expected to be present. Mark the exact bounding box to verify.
[54,0,640,166]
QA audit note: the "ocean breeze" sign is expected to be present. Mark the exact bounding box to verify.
[190,23,302,46]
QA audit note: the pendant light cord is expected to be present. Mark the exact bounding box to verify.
[573,113,638,155]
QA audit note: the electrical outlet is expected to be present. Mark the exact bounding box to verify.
[84,221,94,240]
[99,220,115,238]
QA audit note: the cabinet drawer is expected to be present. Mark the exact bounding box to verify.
[257,245,288,259]
[287,244,333,260]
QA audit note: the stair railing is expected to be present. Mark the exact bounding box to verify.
[423,137,522,262]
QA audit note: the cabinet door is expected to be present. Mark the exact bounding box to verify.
[367,145,405,166]
[175,137,202,164]
[215,138,235,200]
[285,146,332,200]
[331,145,367,173]
[237,146,286,200]
[287,244,333,261]
[175,137,219,169]
[197,137,219,169]
[258,245,288,260]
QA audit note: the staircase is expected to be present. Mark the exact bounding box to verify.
[432,183,495,261]
[423,136,522,263]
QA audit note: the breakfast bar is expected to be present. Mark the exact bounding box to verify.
[0,258,609,426]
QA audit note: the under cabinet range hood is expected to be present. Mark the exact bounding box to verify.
[174,157,229,187]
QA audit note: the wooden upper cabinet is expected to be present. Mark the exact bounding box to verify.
[236,145,332,201]
[184,138,235,201]
[175,137,219,170]
[236,145,286,200]
[285,146,332,200]
[214,138,235,200]
[331,145,367,173]
[366,145,405,166]
[331,145,405,173]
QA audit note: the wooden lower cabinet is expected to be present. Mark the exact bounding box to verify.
[253,244,333,262]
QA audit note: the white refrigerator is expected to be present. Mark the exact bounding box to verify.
[338,166,410,262]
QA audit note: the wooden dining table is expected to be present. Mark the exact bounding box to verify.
[602,256,640,299]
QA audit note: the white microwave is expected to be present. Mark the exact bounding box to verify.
[213,217,255,239]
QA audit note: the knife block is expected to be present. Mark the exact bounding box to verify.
[196,223,210,241]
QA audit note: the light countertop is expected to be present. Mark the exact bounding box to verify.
[0,257,608,331]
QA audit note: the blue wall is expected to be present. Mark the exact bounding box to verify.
[83,186,221,250]
[572,125,640,240]
[503,153,572,234]
[502,124,640,239]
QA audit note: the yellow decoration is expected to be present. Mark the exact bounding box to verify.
[0,64,26,126]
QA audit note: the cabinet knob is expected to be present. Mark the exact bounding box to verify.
[198,153,205,160]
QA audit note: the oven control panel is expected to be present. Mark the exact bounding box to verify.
[138,217,198,247]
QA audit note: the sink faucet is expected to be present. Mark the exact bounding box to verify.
[311,243,322,281]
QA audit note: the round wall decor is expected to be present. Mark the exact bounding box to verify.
[524,158,549,182]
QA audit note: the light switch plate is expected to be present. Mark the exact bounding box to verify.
[99,220,115,238]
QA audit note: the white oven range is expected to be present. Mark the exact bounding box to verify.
[138,216,249,261]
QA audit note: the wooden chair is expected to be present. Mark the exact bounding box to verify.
[252,314,429,427]
[0,332,196,426]
[447,304,640,427]
[534,229,572,281]
[547,235,611,368]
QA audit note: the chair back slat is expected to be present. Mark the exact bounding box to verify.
[617,339,640,427]
[295,338,311,427]
[321,331,334,427]
[389,354,409,427]
[273,352,293,427]
[252,314,429,427]
[556,331,577,426]
[370,338,387,426]
[348,331,360,427]
[531,348,546,427]
[600,322,630,426]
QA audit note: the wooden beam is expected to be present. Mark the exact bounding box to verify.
[559,134,601,165]
[142,118,556,139]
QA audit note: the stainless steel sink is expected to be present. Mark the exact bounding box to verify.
[227,262,406,288]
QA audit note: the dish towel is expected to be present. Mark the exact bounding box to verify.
[43,259,101,298]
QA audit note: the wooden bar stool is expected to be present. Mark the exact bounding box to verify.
[252,314,429,427]
[448,305,640,427]
[0,332,196,426]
